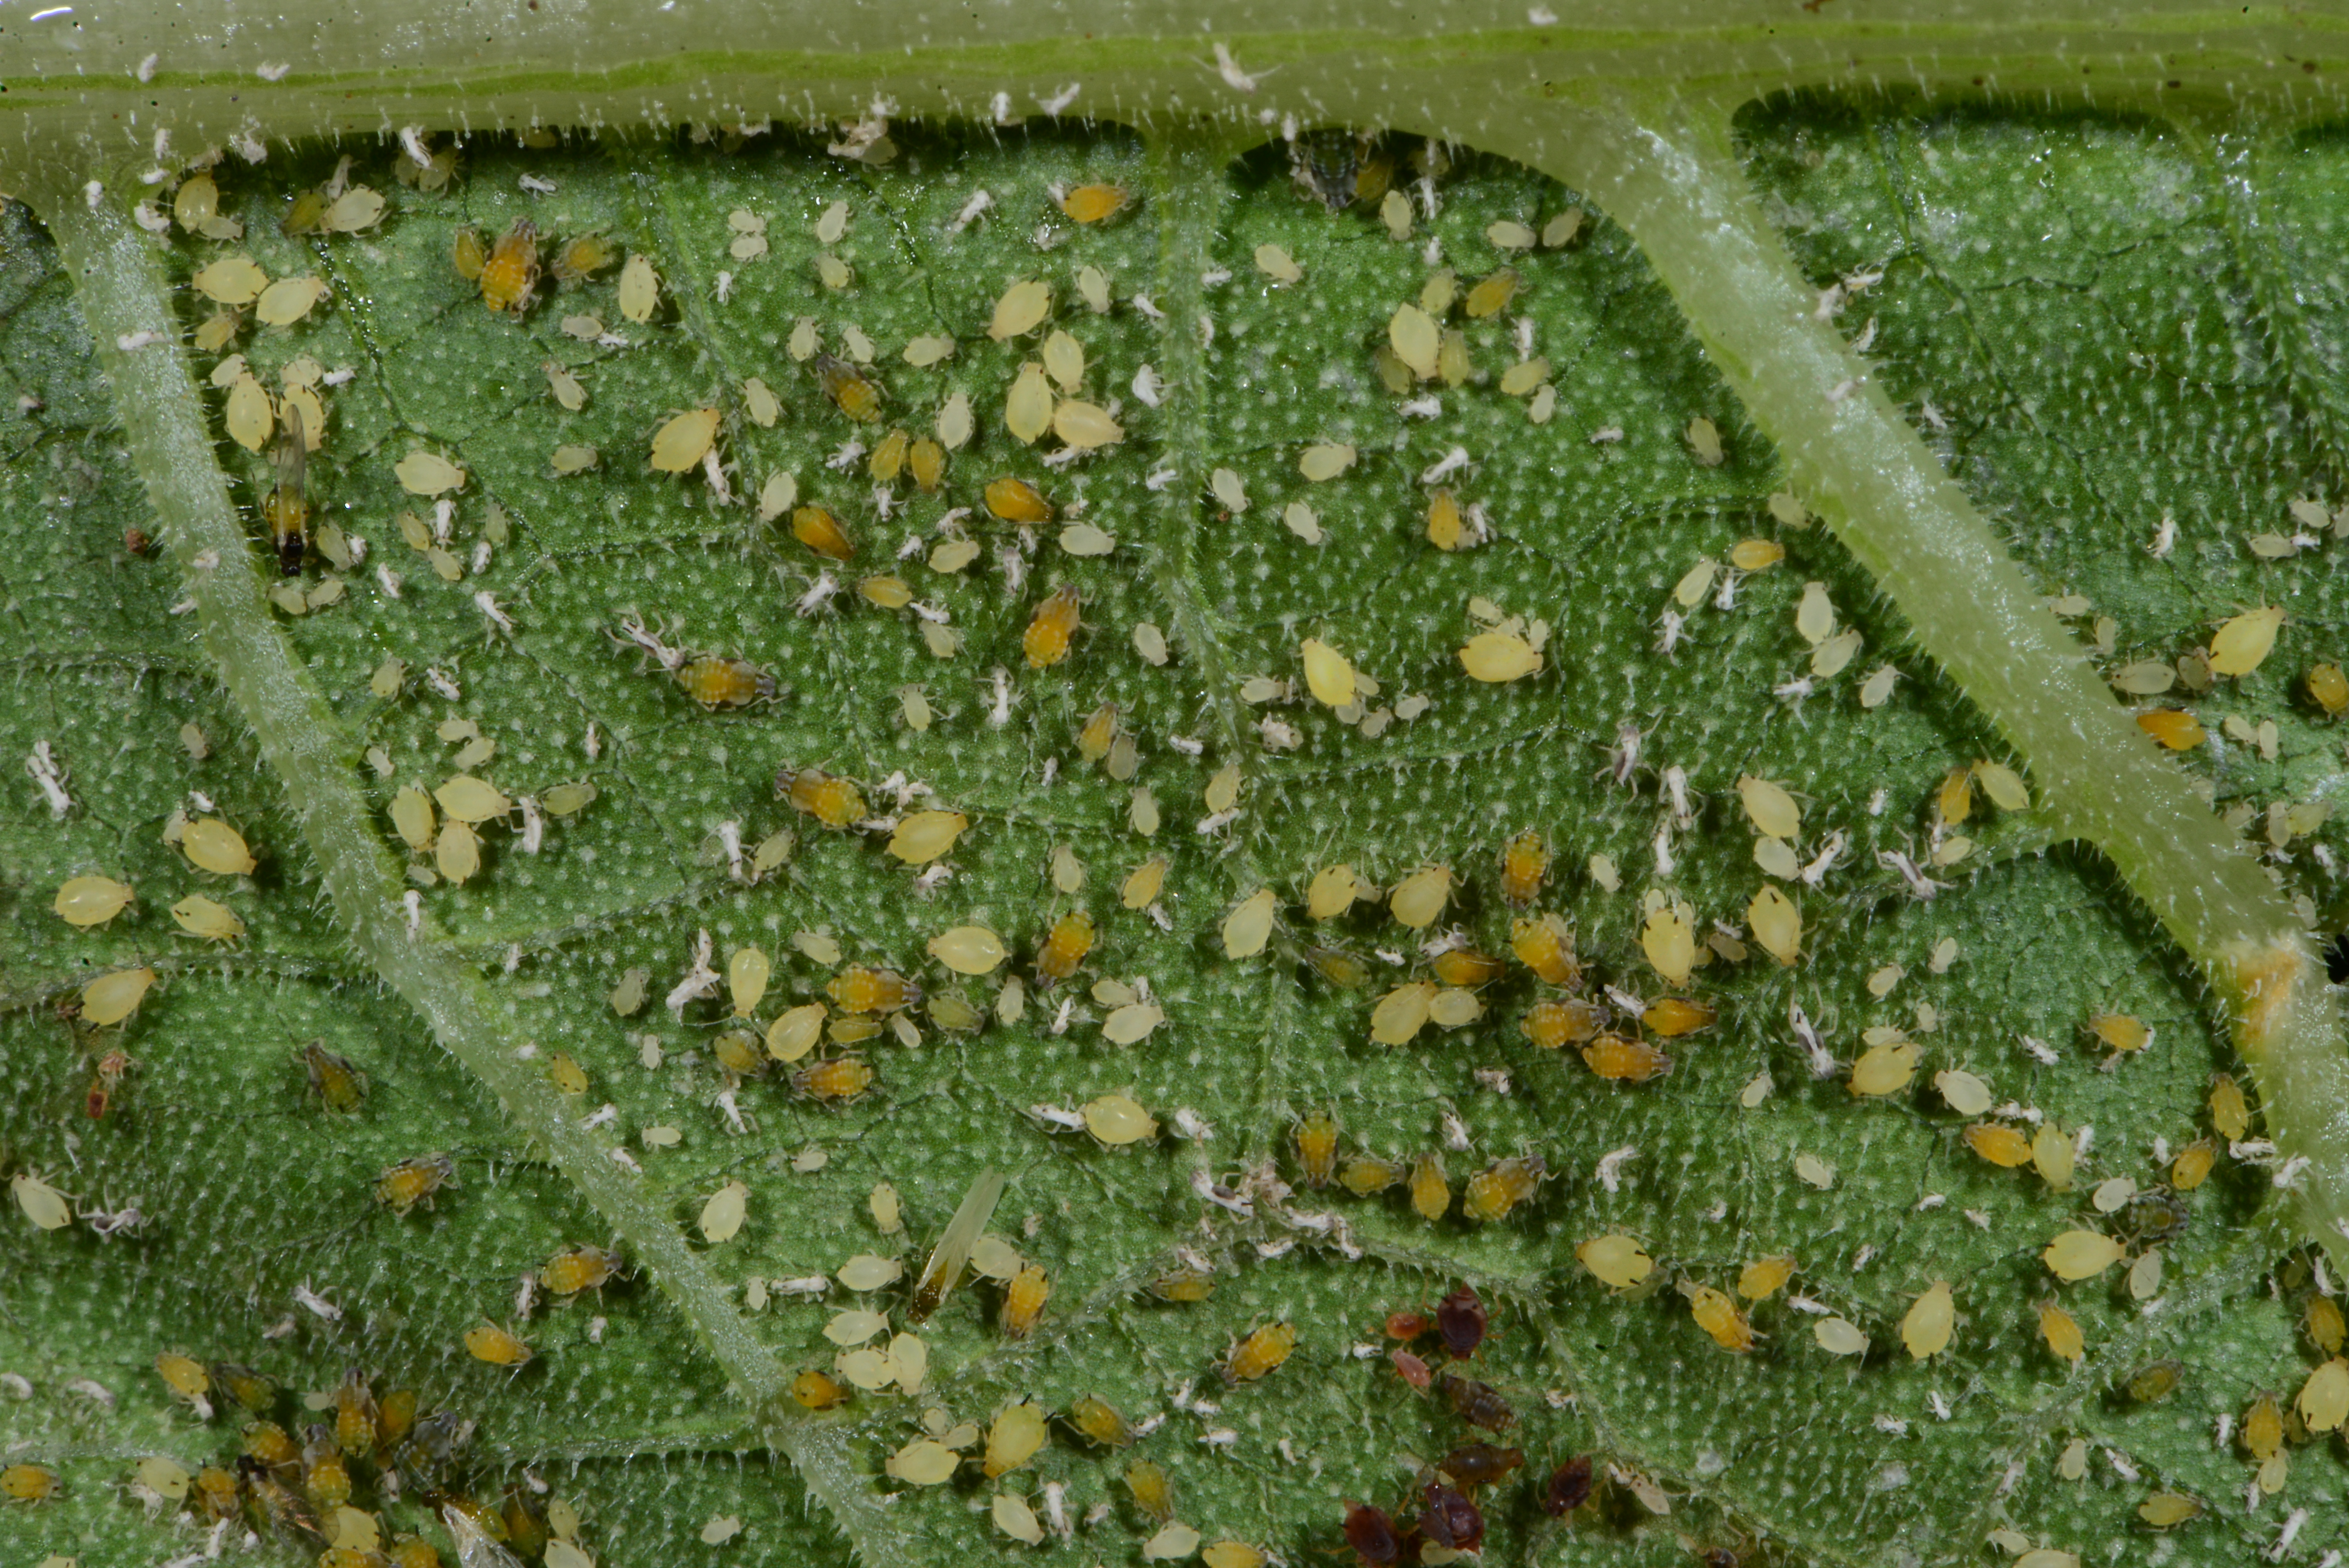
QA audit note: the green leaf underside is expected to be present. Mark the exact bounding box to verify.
[3,103,2349,1568]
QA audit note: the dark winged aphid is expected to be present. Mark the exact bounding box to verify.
[1541,1455,1593,1516]
[262,403,310,576]
[1435,1285,1486,1359]
[1340,1502,1400,1565]
[1291,130,1372,212]
[1436,1372,1517,1431]
[1417,1482,1483,1553]
[1436,1443,1522,1490]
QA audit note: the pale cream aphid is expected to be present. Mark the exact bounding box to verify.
[1222,888,1277,959]
[988,279,1052,341]
[699,1179,750,1244]
[909,1168,1007,1323]
[12,1170,72,1231]
[1388,865,1452,929]
[54,874,135,928]
[617,254,660,323]
[1794,581,1835,646]
[2209,606,2284,676]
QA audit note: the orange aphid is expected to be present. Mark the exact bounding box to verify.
[476,219,541,313]
[1641,998,1716,1037]
[1462,1156,1545,1222]
[1510,914,1578,986]
[542,1245,620,1297]
[376,1153,455,1213]
[986,476,1053,523]
[794,1056,876,1103]
[1024,585,1082,669]
[1296,1112,1339,1187]
[1499,830,1548,905]
[675,656,772,709]
[2137,709,2205,750]
[827,966,917,1014]
[1963,1123,2034,1168]
[1518,999,1603,1049]
[1223,1322,1297,1383]
[2170,1139,2216,1192]
[787,768,867,827]
[1737,1255,1795,1301]
[816,354,882,422]
[1035,911,1096,982]
[1060,183,1130,224]
[1002,1264,1052,1338]
[1431,948,1505,987]
[1682,1283,1755,1352]
[1582,1036,1671,1083]
[791,504,855,561]
[793,1369,850,1409]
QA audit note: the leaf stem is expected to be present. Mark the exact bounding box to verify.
[34,178,907,1563]
[1473,94,2349,1263]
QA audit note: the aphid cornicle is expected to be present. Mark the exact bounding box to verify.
[376,1152,456,1214]
[261,402,309,576]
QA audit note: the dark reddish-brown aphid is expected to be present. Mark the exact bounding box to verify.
[1341,1502,1400,1566]
[1700,1550,1742,1568]
[1391,1349,1431,1390]
[1437,1373,1517,1431]
[1541,1455,1593,1516]
[1435,1285,1486,1359]
[1385,1311,1434,1341]
[1418,1483,1483,1553]
[1437,1444,1522,1490]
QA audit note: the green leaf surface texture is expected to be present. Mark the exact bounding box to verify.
[8,11,2349,1568]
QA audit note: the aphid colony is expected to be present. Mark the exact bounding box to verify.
[29,1353,613,1568]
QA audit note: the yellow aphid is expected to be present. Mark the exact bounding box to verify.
[888,809,968,865]
[1641,906,1696,986]
[1299,442,1355,482]
[474,220,541,313]
[171,893,244,941]
[2139,1493,2203,1530]
[1929,767,1973,828]
[1296,1112,1339,1187]
[781,505,854,564]
[452,226,488,282]
[1964,1123,2035,1167]
[2309,663,2349,716]
[1306,863,1367,920]
[1902,1281,1954,1359]
[1459,631,1542,682]
[616,253,660,322]
[649,408,721,475]
[1431,948,1504,987]
[929,926,1007,976]
[1388,865,1453,929]
[1128,1461,1176,1524]
[1339,1157,1405,1197]
[1684,1283,1754,1352]
[989,279,1052,341]
[1389,301,1440,378]
[984,1400,1048,1476]
[998,1266,1052,1340]
[985,475,1053,523]
[1057,1396,1133,1453]
[2038,1301,2084,1362]
[2169,1138,2215,1191]
[825,966,914,1016]
[884,1440,957,1487]
[223,372,273,452]
[1370,980,1436,1044]
[1848,1041,1919,1098]
[1224,1321,1296,1383]
[1642,997,1715,1037]
[255,274,331,327]
[82,966,155,1027]
[2042,1229,2126,1281]
[1512,913,1579,985]
[182,817,257,875]
[377,1153,455,1214]
[2311,1296,2347,1355]
[390,784,435,851]
[1299,638,1357,707]
[788,768,867,827]
[1056,404,1122,451]
[1024,585,1081,668]
[1073,702,1119,763]
[2,1464,59,1502]
[1409,1155,1450,1220]
[2245,1393,2285,1459]
[2210,606,2285,676]
[675,656,772,710]
[435,775,510,823]
[1795,581,1835,645]
[1463,266,1520,319]
[1425,488,1468,551]
[194,254,271,305]
[1973,759,2030,811]
[1082,1093,1157,1146]
[1728,538,1784,572]
[8,1170,66,1230]
[1748,886,1801,965]
[1491,829,1551,906]
[1737,1255,1795,1301]
[155,1351,209,1402]
[1150,1264,1214,1302]
[1737,775,1801,839]
[549,232,615,284]
[1036,911,1096,980]
[792,1368,848,1410]
[1042,329,1085,392]
[2137,709,2205,750]
[2300,1358,2349,1433]
[1122,857,1168,910]
[2089,1012,2151,1054]
[1059,182,1130,224]
[1577,1234,1654,1290]
[1003,362,1053,443]
[2210,1073,2250,1140]
[2032,1123,2076,1189]
[55,874,135,928]
[1520,998,1603,1049]
[463,1322,533,1367]
[1463,1156,1544,1222]
[1582,1035,1672,1083]
[1222,888,1277,960]
[816,355,882,424]
[542,1245,619,1297]
[1254,242,1303,283]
